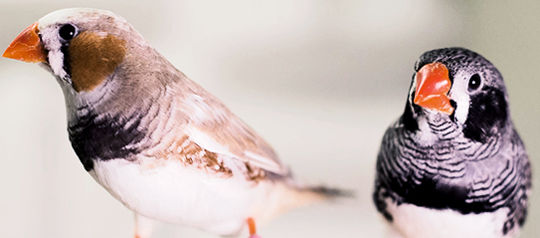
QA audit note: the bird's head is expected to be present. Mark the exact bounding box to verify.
[403,47,510,143]
[3,8,167,118]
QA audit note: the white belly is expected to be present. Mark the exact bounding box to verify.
[385,199,519,238]
[89,158,281,235]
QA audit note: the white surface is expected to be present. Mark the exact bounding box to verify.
[0,1,539,237]
[386,199,514,238]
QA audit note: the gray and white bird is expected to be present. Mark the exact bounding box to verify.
[3,8,346,238]
[373,48,531,238]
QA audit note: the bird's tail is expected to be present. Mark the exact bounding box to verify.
[254,182,354,224]
[275,182,354,214]
[295,184,355,205]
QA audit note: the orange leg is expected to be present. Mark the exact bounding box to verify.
[247,217,261,238]
[134,213,154,238]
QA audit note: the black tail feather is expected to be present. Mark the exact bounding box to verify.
[307,185,355,199]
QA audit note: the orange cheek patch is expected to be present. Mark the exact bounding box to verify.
[68,32,126,92]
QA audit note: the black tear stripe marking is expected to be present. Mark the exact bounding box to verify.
[38,34,51,64]
[401,75,419,132]
[401,103,420,132]
[373,124,531,235]
[68,109,148,171]
[464,86,508,143]
[60,43,72,78]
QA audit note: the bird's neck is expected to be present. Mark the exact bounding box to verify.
[407,113,462,146]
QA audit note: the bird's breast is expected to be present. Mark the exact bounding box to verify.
[88,157,278,235]
[68,110,148,171]
[384,198,518,238]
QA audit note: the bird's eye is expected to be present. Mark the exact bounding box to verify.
[59,24,77,41]
[468,74,481,92]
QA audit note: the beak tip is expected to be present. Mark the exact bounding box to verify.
[3,22,46,63]
[2,48,14,59]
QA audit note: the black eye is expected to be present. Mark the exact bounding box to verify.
[468,74,481,92]
[59,24,77,41]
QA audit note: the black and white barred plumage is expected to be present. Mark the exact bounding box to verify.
[373,48,531,238]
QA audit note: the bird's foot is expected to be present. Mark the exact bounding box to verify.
[247,217,260,238]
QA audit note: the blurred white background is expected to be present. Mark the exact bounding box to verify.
[0,0,538,237]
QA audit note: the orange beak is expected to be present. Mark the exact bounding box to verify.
[3,22,47,63]
[413,62,454,115]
